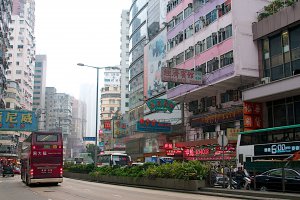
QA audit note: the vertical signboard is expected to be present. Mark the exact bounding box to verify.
[243,102,263,131]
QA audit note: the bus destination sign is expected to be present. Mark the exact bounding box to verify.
[254,142,300,156]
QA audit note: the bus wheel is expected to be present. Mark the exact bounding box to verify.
[26,175,31,186]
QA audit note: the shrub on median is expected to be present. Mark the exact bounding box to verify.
[87,161,208,180]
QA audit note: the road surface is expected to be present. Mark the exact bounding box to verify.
[0,175,239,200]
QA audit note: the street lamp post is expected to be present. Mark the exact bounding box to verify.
[77,63,120,167]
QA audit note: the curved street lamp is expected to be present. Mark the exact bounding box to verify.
[77,63,120,167]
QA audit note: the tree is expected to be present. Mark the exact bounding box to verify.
[86,144,100,162]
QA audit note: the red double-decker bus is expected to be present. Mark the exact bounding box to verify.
[21,131,63,185]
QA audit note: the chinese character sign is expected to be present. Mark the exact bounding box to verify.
[243,102,263,130]
[161,67,202,85]
[146,99,176,113]
[0,110,37,131]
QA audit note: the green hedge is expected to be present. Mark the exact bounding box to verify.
[65,163,95,174]
[88,161,209,180]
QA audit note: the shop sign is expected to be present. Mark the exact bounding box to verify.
[104,120,111,130]
[83,137,96,141]
[136,119,171,133]
[190,108,243,127]
[243,102,263,129]
[146,99,176,113]
[227,128,240,141]
[166,150,183,156]
[161,67,202,85]
[186,156,234,161]
[0,109,37,132]
[254,142,300,156]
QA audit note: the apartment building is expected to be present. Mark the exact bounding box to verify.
[164,0,269,161]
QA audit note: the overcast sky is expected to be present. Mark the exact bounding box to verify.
[35,0,131,98]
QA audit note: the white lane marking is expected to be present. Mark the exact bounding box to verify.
[113,194,122,198]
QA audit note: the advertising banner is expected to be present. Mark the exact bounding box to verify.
[0,109,38,131]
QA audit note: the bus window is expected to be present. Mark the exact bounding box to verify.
[36,134,58,142]
[112,155,130,166]
[240,135,251,145]
[295,128,300,141]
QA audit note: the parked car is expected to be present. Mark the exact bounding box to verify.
[13,167,21,174]
[2,165,14,177]
[253,168,300,192]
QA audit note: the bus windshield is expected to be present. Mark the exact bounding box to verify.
[98,154,131,167]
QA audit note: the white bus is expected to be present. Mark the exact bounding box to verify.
[97,152,131,167]
[237,124,300,167]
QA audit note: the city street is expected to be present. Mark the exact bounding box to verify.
[0,175,239,200]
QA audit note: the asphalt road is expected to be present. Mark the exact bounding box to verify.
[0,175,239,200]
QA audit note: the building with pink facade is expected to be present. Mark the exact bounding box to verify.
[164,0,269,161]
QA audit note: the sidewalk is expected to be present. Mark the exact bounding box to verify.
[197,187,300,200]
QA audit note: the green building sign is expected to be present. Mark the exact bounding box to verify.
[146,99,176,113]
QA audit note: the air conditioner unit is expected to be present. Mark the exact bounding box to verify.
[189,46,194,50]
[197,41,202,45]
[219,28,225,32]
[199,16,205,21]
[212,32,217,36]
[189,25,193,29]
[216,5,222,10]
[213,57,219,61]
[173,56,177,60]
[261,77,270,84]
[188,3,193,8]
[172,16,176,20]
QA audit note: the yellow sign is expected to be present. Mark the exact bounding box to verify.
[226,128,240,141]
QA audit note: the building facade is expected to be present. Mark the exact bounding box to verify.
[163,0,269,162]
[239,0,300,164]
[0,0,12,109]
[45,87,73,157]
[33,55,47,131]
[128,0,149,139]
[6,0,35,111]
[120,10,130,115]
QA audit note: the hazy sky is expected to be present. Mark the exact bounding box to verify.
[35,0,131,98]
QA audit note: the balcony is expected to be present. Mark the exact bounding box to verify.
[253,0,300,40]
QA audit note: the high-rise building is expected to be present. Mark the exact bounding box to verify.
[6,0,35,110]
[127,0,149,150]
[33,55,47,131]
[0,0,12,109]
[120,10,130,115]
[45,87,73,157]
[100,66,121,151]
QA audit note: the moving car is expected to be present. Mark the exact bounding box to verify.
[2,165,14,177]
[253,168,300,192]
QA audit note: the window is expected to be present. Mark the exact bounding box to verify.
[175,12,184,26]
[269,170,282,177]
[212,32,218,45]
[290,26,300,73]
[184,6,193,18]
[225,24,232,39]
[125,102,129,107]
[16,70,22,74]
[110,107,114,111]
[184,26,193,39]
[220,51,234,67]
[17,53,22,57]
[194,20,201,33]
[176,52,184,65]
[196,63,206,75]
[185,47,194,60]
[207,58,219,73]
[206,36,212,49]
[125,94,129,98]
[36,134,58,143]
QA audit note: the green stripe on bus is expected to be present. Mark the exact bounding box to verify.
[239,124,300,135]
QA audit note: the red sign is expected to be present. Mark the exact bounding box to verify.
[243,102,263,129]
[164,143,173,150]
[104,120,111,130]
